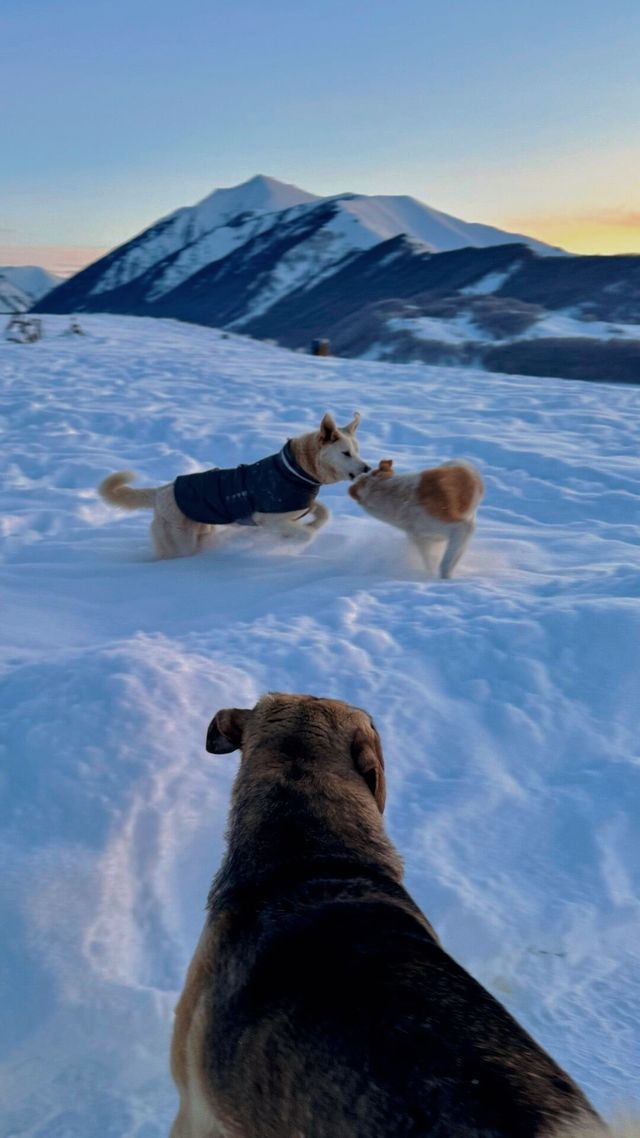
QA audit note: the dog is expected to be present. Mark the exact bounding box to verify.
[98,412,369,559]
[169,692,602,1138]
[349,458,484,578]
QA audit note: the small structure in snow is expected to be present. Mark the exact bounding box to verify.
[67,318,85,335]
[311,337,331,357]
[5,316,43,343]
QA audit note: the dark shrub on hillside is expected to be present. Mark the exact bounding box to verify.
[378,293,544,339]
[483,338,640,383]
[470,297,545,338]
[410,294,467,319]
[380,334,474,366]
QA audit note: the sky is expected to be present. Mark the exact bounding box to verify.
[1,0,639,274]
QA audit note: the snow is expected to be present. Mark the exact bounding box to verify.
[0,278,33,315]
[144,213,278,303]
[1,315,639,1137]
[191,174,320,227]
[461,266,520,295]
[385,308,640,349]
[334,195,562,256]
[387,312,483,344]
[232,206,396,325]
[527,311,640,340]
[0,266,60,313]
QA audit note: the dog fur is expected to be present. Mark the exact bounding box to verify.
[169,692,601,1138]
[349,458,484,578]
[98,412,368,559]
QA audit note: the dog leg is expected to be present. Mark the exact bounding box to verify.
[195,524,219,553]
[439,519,475,579]
[305,501,331,531]
[171,524,203,557]
[412,535,441,576]
[151,513,179,560]
[254,511,318,543]
[150,513,202,559]
[151,485,203,559]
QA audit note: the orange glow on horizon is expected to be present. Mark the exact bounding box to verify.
[501,216,640,256]
[0,245,110,278]
[2,217,639,279]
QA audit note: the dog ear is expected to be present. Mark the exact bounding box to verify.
[351,724,386,812]
[378,459,393,473]
[319,412,340,445]
[343,411,361,436]
[206,708,251,754]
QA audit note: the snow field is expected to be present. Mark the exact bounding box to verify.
[1,315,639,1137]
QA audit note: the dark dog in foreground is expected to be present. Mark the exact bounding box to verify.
[170,693,602,1138]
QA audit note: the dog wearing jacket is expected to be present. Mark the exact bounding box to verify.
[99,412,369,559]
[349,458,484,578]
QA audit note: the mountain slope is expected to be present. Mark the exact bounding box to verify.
[328,192,561,256]
[235,236,640,380]
[0,265,60,313]
[34,174,562,320]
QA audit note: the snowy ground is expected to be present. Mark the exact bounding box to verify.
[1,315,639,1137]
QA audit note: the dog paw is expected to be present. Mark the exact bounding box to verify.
[282,526,314,543]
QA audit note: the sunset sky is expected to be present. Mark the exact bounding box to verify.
[2,0,639,275]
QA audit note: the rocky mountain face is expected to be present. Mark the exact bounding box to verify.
[33,176,640,381]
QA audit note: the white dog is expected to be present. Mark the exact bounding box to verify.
[349,458,484,578]
[99,412,369,559]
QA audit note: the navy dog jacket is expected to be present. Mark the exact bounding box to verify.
[173,442,320,526]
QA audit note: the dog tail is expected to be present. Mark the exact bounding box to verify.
[98,471,158,510]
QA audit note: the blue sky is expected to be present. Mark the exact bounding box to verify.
[2,0,639,269]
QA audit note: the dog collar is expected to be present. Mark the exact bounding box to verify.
[278,441,321,487]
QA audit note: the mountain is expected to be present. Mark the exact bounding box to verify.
[34,174,562,320]
[33,175,640,381]
[237,236,640,380]
[0,265,60,313]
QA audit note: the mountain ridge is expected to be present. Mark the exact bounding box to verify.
[34,173,564,317]
[32,175,640,381]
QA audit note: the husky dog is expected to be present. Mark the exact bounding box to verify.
[170,692,602,1138]
[99,412,369,559]
[350,457,484,578]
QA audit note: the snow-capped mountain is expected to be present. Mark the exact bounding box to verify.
[35,174,562,321]
[82,175,320,301]
[0,265,60,313]
[33,175,640,380]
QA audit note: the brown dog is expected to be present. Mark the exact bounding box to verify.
[170,693,601,1138]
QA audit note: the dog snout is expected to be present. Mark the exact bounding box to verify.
[362,464,372,473]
